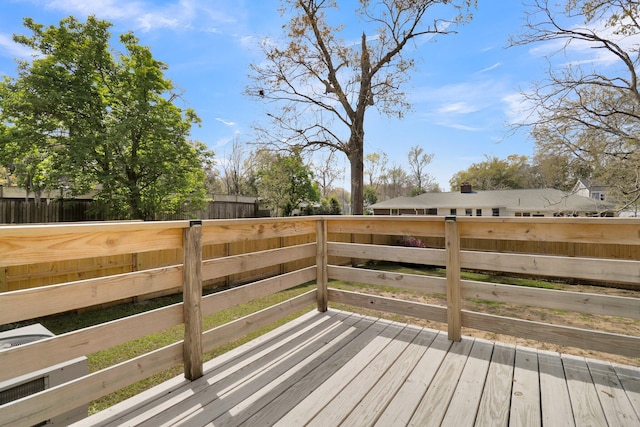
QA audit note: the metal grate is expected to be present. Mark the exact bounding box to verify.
[0,376,46,405]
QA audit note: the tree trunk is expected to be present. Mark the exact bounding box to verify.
[348,138,364,215]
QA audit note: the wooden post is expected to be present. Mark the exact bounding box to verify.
[445,216,462,341]
[316,219,328,312]
[183,220,203,380]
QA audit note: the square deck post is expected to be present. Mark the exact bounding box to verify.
[183,220,203,380]
[316,219,328,312]
[445,216,462,341]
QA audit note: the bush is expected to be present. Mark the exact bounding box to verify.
[398,236,427,248]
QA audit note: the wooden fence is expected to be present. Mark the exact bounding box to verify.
[0,216,638,426]
[0,198,259,224]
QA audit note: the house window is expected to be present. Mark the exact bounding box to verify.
[492,208,499,217]
[465,208,472,216]
[427,208,437,215]
[476,209,482,216]
[515,212,531,217]
[450,208,457,215]
[391,209,399,216]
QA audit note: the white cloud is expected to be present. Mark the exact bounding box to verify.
[46,0,144,21]
[0,34,38,60]
[216,118,236,126]
[41,0,241,33]
[436,121,483,132]
[477,62,502,73]
[437,102,479,115]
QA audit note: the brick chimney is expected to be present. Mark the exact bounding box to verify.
[461,182,472,193]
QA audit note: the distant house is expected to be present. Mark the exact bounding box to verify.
[369,184,616,217]
[572,179,610,203]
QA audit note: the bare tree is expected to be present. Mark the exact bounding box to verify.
[364,151,388,191]
[248,0,475,214]
[382,163,410,199]
[511,0,640,211]
[313,151,343,199]
[407,145,434,194]
[221,138,246,195]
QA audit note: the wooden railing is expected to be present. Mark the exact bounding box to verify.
[0,216,639,426]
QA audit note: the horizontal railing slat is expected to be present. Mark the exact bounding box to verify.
[201,218,316,245]
[460,250,640,285]
[461,310,640,359]
[327,288,447,323]
[202,243,316,281]
[326,217,444,237]
[461,280,640,320]
[0,223,185,267]
[328,265,447,295]
[457,217,640,245]
[0,265,183,324]
[0,303,184,383]
[328,242,445,266]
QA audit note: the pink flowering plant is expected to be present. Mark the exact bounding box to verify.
[398,236,427,248]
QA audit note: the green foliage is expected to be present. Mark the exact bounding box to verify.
[254,149,320,216]
[449,155,538,191]
[363,185,378,206]
[0,16,212,219]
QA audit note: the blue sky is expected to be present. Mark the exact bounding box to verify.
[0,0,590,191]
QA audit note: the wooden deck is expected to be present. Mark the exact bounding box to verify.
[75,309,640,427]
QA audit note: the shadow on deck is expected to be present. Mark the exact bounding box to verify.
[75,309,640,427]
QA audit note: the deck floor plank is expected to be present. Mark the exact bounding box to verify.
[474,342,515,427]
[440,338,494,427]
[243,314,403,426]
[273,316,400,426]
[538,350,575,427]
[510,346,540,427]
[340,326,437,427]
[614,363,640,419]
[134,310,348,427]
[374,331,452,427]
[563,354,608,427]
[304,323,418,427]
[171,312,368,426]
[71,309,640,427]
[586,358,640,426]
[211,313,379,426]
[407,337,475,427]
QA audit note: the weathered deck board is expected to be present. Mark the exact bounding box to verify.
[74,309,640,427]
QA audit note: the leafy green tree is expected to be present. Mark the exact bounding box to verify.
[248,0,475,215]
[449,155,538,191]
[363,185,378,207]
[254,149,320,216]
[328,196,342,215]
[0,16,212,219]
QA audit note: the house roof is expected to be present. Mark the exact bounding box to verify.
[370,188,614,213]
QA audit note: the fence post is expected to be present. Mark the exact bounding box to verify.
[316,219,328,312]
[445,216,462,341]
[183,220,203,380]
